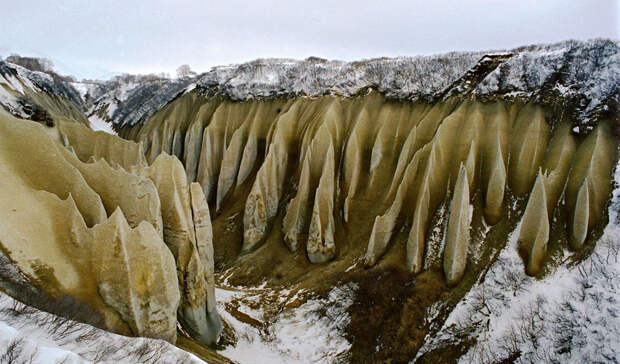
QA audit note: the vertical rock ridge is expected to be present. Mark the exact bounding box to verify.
[365,143,430,266]
[189,183,223,345]
[484,133,507,225]
[566,122,616,249]
[443,163,471,286]
[509,106,549,195]
[145,154,218,345]
[307,142,337,263]
[518,171,550,275]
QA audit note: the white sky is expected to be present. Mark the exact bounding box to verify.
[1,0,618,79]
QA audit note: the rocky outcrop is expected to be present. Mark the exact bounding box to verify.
[0,109,221,345]
[443,164,471,286]
[143,154,221,345]
[0,60,88,124]
[518,171,550,275]
[120,86,618,287]
[565,122,616,249]
[105,39,617,289]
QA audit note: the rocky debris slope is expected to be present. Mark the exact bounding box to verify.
[0,108,222,345]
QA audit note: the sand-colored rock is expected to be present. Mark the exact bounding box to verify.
[307,143,337,263]
[443,164,471,286]
[518,171,550,275]
[565,122,616,249]
[365,144,430,266]
[144,154,221,345]
[121,92,617,281]
[190,183,223,344]
[58,121,147,170]
[484,134,507,225]
[0,111,180,342]
[509,106,549,195]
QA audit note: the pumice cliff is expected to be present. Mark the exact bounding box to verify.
[110,39,618,362]
[0,39,618,363]
[0,60,222,346]
[120,93,616,284]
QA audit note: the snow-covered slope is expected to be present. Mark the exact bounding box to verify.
[86,75,197,129]
[0,60,87,124]
[0,292,205,364]
[417,160,620,363]
[215,283,357,363]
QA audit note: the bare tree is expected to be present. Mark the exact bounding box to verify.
[176,64,195,78]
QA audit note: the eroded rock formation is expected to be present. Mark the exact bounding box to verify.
[1,40,618,362]
[120,89,618,286]
[0,108,221,345]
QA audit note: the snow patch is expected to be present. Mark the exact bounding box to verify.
[217,283,358,363]
[88,115,116,135]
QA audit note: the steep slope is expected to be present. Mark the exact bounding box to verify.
[0,60,87,125]
[113,39,619,362]
[85,74,198,130]
[0,39,617,362]
[0,108,222,346]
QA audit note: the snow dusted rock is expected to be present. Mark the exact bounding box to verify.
[416,158,620,363]
[0,60,87,124]
[184,39,619,133]
[87,74,197,128]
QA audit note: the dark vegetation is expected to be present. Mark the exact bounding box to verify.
[15,97,54,126]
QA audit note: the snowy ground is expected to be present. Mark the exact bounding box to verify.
[416,160,620,363]
[216,282,358,364]
[0,292,205,364]
[88,115,116,134]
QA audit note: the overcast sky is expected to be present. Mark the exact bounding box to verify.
[1,0,618,79]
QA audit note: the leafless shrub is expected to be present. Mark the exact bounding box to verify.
[54,356,72,364]
[0,338,29,364]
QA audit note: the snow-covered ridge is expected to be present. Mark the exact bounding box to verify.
[187,39,618,131]
[89,75,196,129]
[0,61,85,115]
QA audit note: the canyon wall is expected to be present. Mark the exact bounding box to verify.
[120,90,618,285]
[0,108,222,345]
